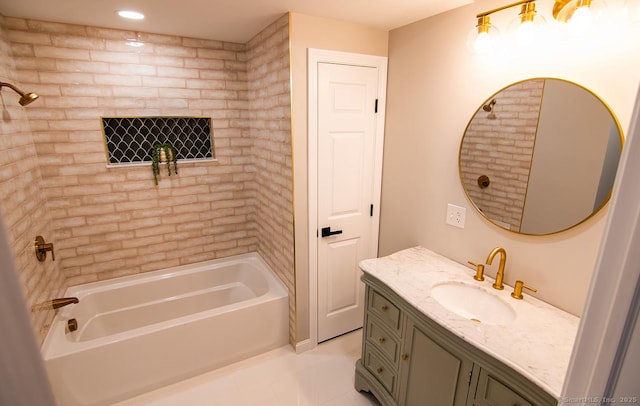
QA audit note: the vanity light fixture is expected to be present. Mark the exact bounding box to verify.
[554,0,607,36]
[117,10,145,20]
[468,0,546,54]
[468,0,606,53]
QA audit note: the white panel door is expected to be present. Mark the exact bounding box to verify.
[317,62,380,342]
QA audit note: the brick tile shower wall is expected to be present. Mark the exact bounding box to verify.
[246,15,295,343]
[0,17,66,342]
[2,14,295,344]
[460,80,542,232]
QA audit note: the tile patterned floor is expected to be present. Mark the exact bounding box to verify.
[114,329,379,406]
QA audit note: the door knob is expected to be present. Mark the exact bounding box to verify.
[321,227,343,238]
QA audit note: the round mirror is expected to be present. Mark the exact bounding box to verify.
[459,78,624,235]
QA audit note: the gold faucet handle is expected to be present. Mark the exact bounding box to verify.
[511,280,537,300]
[467,261,485,281]
[35,236,55,262]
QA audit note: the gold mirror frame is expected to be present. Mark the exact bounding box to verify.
[459,78,624,235]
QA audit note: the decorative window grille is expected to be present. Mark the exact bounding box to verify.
[101,116,214,166]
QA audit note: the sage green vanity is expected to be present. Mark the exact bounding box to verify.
[355,247,579,406]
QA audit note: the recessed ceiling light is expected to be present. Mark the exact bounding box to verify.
[117,10,145,20]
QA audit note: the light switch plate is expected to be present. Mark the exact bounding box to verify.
[446,204,466,228]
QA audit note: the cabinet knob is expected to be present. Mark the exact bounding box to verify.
[376,367,384,374]
[380,305,388,312]
[401,354,409,361]
[378,337,386,344]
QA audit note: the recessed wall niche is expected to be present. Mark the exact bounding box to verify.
[101,116,214,166]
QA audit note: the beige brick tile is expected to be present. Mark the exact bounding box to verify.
[139,54,185,67]
[90,50,140,64]
[7,30,51,45]
[3,17,28,30]
[121,234,165,249]
[138,258,181,273]
[154,44,197,58]
[14,56,56,71]
[184,57,224,70]
[93,247,138,263]
[141,76,186,88]
[137,241,178,256]
[52,34,105,50]
[156,66,199,78]
[10,43,34,56]
[197,48,237,60]
[34,45,90,60]
[134,224,178,238]
[85,27,134,40]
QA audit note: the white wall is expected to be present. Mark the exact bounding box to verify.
[380,0,640,316]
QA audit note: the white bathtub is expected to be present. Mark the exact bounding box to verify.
[41,253,289,406]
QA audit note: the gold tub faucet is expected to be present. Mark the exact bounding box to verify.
[486,247,507,290]
[32,297,79,311]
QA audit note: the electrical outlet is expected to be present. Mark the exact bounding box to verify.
[446,204,466,228]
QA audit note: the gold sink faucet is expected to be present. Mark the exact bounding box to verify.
[486,247,507,290]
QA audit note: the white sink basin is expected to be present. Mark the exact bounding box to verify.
[430,281,516,325]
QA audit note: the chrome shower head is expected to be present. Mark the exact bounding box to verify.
[0,82,39,106]
[482,99,496,112]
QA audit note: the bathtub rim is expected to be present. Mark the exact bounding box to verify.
[41,252,288,360]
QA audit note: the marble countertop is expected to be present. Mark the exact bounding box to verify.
[359,246,579,398]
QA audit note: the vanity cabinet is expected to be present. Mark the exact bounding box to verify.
[355,274,556,406]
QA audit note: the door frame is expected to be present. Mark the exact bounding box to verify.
[307,48,388,348]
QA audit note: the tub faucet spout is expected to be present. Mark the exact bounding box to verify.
[33,297,79,311]
[51,297,79,309]
[486,247,507,290]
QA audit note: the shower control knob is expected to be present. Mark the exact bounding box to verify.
[477,175,490,189]
[34,236,55,262]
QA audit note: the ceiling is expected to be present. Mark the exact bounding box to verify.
[0,0,473,43]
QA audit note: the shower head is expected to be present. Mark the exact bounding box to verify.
[0,82,39,106]
[482,99,496,112]
[19,92,39,106]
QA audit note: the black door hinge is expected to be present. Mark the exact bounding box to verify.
[370,204,374,217]
[374,99,378,113]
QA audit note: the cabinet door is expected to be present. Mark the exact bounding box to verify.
[471,368,533,406]
[400,322,474,406]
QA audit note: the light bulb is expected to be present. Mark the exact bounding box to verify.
[466,16,501,54]
[517,20,535,39]
[625,0,640,23]
[474,32,494,53]
[506,2,547,47]
[568,5,593,35]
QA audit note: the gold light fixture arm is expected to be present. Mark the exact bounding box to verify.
[476,0,536,18]
[474,0,538,34]
[553,0,592,22]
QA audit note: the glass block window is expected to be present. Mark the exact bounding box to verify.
[101,116,214,166]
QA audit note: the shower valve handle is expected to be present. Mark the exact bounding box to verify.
[321,227,343,238]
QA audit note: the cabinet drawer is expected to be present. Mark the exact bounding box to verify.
[364,344,398,397]
[366,316,401,364]
[475,370,533,406]
[368,289,401,331]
